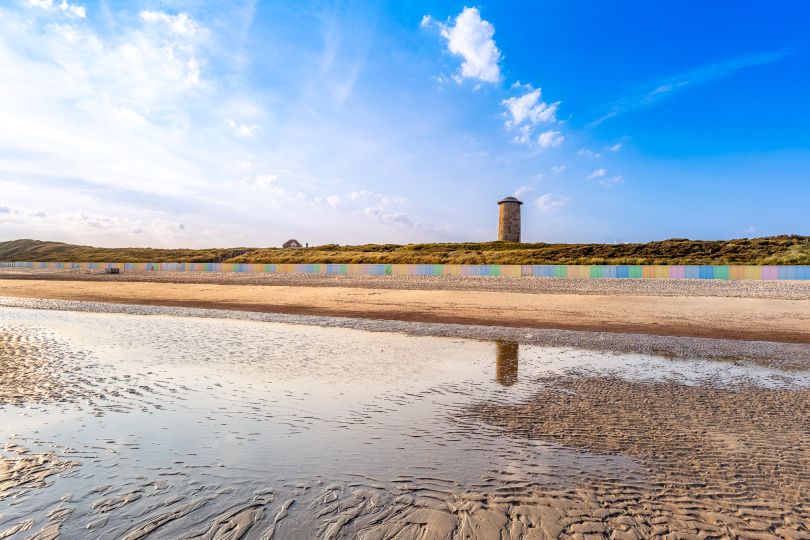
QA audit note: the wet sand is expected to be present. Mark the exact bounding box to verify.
[471,375,810,538]
[0,304,809,538]
[1,277,809,343]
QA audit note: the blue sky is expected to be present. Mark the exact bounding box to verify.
[1,0,808,247]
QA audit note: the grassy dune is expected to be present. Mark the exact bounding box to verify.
[0,239,254,263]
[1,237,808,265]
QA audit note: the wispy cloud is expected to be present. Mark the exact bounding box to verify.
[590,49,791,127]
[535,193,570,211]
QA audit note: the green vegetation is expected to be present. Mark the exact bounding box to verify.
[1,236,808,265]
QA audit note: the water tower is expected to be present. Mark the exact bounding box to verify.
[497,196,523,242]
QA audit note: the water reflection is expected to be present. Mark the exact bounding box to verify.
[495,341,519,386]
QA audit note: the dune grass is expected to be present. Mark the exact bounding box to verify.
[1,236,808,265]
[0,239,254,263]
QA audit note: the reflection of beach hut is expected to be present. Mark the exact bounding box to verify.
[282,239,302,248]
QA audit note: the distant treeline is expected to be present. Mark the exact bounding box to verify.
[1,236,808,265]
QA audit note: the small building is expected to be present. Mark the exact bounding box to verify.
[282,239,303,248]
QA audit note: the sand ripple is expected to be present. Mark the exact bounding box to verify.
[1,306,809,538]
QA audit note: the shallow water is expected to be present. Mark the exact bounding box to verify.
[0,307,808,539]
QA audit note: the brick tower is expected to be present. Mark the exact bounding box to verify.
[497,196,523,242]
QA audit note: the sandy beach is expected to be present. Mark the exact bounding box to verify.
[0,273,808,343]
[0,302,808,538]
[1,272,810,538]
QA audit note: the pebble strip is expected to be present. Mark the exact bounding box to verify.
[2,269,809,299]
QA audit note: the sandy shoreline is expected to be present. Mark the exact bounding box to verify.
[2,297,808,368]
[1,302,809,538]
[1,276,809,344]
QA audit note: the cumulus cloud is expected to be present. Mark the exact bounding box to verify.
[537,130,564,148]
[587,168,606,179]
[439,7,501,83]
[326,195,341,208]
[550,165,565,174]
[502,87,562,146]
[503,89,558,127]
[606,143,622,152]
[535,193,570,211]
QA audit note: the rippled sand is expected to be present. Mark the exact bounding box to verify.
[0,306,809,539]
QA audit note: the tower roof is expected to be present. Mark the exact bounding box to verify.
[498,196,523,205]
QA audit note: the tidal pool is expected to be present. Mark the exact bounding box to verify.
[1,307,808,539]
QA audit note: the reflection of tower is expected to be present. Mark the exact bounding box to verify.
[495,341,519,386]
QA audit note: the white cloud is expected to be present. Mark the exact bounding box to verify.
[0,4,441,246]
[140,11,204,37]
[227,119,262,136]
[511,124,532,145]
[535,193,570,211]
[348,190,405,206]
[26,0,86,18]
[502,87,562,146]
[439,7,501,83]
[362,207,424,230]
[502,89,558,127]
[420,15,433,29]
[513,185,533,198]
[537,130,564,148]
[584,168,622,186]
[550,165,565,174]
[577,148,602,158]
[606,143,622,152]
[326,195,341,208]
